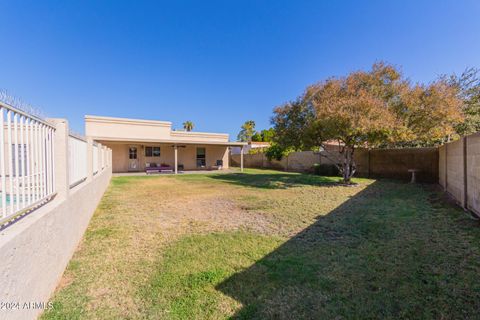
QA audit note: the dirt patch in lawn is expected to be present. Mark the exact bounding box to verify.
[159,195,272,238]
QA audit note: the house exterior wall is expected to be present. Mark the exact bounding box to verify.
[107,143,130,173]
[86,115,240,173]
[103,142,229,172]
[85,115,230,144]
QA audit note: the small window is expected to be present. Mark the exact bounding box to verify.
[145,146,152,157]
[145,146,160,157]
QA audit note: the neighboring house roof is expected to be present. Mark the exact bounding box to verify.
[85,115,246,146]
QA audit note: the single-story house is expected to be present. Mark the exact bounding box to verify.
[85,115,246,173]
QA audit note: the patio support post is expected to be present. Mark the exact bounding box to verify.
[174,144,178,174]
[240,145,244,172]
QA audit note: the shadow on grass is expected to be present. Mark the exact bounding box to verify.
[208,170,342,189]
[215,181,480,319]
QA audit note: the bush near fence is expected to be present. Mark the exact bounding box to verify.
[231,147,439,183]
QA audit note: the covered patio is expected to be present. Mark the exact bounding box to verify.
[84,115,246,174]
[98,140,246,174]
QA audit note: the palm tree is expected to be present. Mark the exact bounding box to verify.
[183,121,194,131]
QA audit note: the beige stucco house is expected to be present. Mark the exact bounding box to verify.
[85,115,246,173]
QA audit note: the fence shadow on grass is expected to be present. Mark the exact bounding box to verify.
[215,180,480,319]
[208,171,342,189]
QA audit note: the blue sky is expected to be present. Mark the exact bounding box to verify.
[1,1,479,139]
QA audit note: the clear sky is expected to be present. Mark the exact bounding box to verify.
[1,0,479,139]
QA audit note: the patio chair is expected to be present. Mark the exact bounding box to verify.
[210,160,223,170]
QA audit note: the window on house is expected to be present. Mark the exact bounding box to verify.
[145,146,160,157]
[129,147,137,159]
[196,147,206,168]
[145,146,152,157]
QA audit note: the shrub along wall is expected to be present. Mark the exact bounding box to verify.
[231,147,439,183]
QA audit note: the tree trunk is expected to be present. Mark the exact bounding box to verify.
[341,146,356,184]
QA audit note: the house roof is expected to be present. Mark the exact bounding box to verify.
[85,115,247,146]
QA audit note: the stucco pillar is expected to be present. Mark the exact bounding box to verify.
[240,146,244,172]
[97,143,103,173]
[86,137,93,182]
[174,144,178,174]
[47,118,69,200]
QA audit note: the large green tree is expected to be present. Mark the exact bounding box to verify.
[272,62,464,183]
[251,128,275,142]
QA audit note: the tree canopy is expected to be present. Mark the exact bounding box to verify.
[447,67,480,136]
[271,62,465,183]
[252,128,275,142]
[238,121,275,143]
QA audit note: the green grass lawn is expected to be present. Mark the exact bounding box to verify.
[42,169,480,319]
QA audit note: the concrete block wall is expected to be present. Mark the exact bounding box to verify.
[0,119,112,320]
[466,133,480,214]
[356,147,439,183]
[232,147,439,182]
[440,133,480,215]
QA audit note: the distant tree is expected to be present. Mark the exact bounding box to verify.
[272,97,315,151]
[183,121,194,131]
[265,143,293,161]
[251,131,263,142]
[251,128,275,142]
[445,68,480,136]
[237,120,256,142]
[260,128,275,142]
